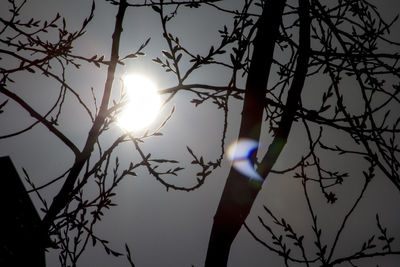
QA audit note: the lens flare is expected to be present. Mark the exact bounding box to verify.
[227,138,263,181]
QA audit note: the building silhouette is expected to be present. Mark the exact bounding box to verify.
[0,156,48,266]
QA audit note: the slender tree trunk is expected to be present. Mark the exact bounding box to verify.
[205,1,287,266]
[40,0,128,237]
[205,0,310,265]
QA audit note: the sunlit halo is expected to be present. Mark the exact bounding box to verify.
[117,74,161,132]
[227,138,263,181]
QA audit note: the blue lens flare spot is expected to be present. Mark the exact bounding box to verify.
[227,138,263,181]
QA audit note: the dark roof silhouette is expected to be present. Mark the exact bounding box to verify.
[0,156,47,266]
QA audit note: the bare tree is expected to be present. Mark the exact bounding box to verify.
[205,0,400,266]
[0,0,399,266]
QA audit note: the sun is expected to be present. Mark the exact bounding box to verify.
[117,74,161,132]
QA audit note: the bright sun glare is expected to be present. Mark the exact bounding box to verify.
[117,74,161,132]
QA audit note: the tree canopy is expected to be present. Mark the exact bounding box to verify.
[0,0,399,266]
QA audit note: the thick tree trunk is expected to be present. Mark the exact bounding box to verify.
[205,0,310,265]
[205,1,287,266]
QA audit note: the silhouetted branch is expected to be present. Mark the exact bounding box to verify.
[41,0,128,233]
[0,85,80,156]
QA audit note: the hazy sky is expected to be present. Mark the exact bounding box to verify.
[1,0,400,266]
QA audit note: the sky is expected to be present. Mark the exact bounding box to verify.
[1,0,400,266]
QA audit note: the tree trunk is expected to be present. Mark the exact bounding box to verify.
[205,1,287,266]
[41,0,128,235]
[205,0,311,264]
